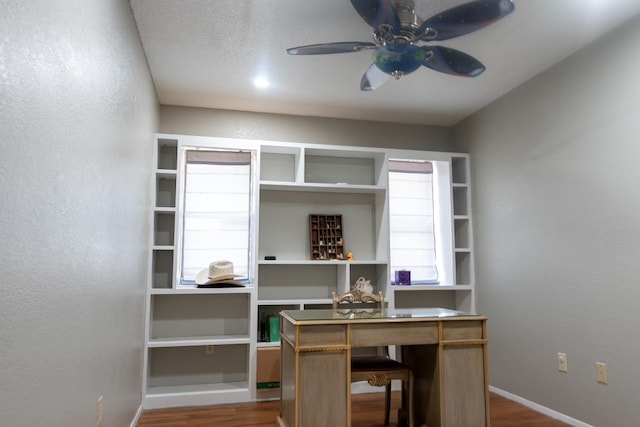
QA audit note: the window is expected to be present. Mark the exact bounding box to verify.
[180,149,253,283]
[388,160,439,284]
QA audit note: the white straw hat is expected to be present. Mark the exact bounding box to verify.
[195,260,243,286]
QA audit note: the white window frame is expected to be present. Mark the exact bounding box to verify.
[386,150,454,286]
[388,159,439,284]
[174,141,259,287]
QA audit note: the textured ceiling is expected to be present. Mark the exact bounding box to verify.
[131,0,640,126]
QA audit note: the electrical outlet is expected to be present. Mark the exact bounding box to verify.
[97,396,104,427]
[557,353,568,373]
[205,345,215,355]
[596,362,608,384]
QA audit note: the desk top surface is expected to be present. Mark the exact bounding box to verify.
[280,307,485,324]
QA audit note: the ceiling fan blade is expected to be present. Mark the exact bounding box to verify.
[422,46,485,77]
[418,0,515,41]
[351,0,400,33]
[287,41,377,55]
[360,63,390,91]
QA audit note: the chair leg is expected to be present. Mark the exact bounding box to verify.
[407,372,414,427]
[384,382,391,424]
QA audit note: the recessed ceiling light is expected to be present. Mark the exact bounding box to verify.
[253,77,269,89]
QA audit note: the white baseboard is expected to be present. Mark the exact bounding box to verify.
[138,385,586,427]
[130,405,143,427]
[489,386,592,427]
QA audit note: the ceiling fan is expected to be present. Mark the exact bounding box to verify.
[286,0,515,91]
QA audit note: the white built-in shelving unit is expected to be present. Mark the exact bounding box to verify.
[143,134,475,409]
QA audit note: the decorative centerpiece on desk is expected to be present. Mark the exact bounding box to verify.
[394,270,411,286]
[352,276,373,294]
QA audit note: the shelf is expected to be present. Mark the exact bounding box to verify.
[258,298,330,306]
[455,252,472,285]
[257,342,281,349]
[148,335,251,348]
[258,262,347,300]
[454,218,470,249]
[154,206,176,213]
[255,262,387,296]
[259,190,381,261]
[260,181,385,194]
[154,211,175,246]
[394,287,473,312]
[146,381,249,396]
[157,138,178,170]
[150,285,253,295]
[258,304,292,343]
[152,245,174,251]
[147,345,248,388]
[151,293,250,339]
[143,382,251,409]
[391,284,472,291]
[451,156,468,184]
[156,174,177,208]
[260,151,299,183]
[259,145,386,188]
[258,259,385,265]
[452,186,468,216]
[151,249,174,289]
[348,263,388,295]
[304,149,385,186]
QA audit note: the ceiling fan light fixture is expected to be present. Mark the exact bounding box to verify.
[373,44,426,76]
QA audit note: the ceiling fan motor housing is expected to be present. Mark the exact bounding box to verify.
[393,1,423,32]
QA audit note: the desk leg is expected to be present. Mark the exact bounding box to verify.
[403,343,488,427]
[279,341,350,427]
[279,340,296,427]
[402,345,439,427]
[441,343,488,427]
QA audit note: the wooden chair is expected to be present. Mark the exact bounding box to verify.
[332,290,414,427]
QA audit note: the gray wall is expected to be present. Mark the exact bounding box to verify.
[454,15,640,427]
[0,1,158,426]
[159,105,453,152]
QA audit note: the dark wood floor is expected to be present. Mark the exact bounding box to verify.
[137,392,570,427]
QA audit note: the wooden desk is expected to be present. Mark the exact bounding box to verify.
[277,308,489,427]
